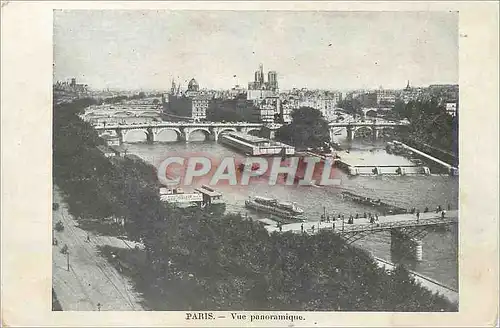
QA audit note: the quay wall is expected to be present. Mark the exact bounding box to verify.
[375,257,458,305]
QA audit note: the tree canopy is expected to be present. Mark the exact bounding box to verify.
[337,98,363,118]
[275,107,331,150]
[393,100,458,156]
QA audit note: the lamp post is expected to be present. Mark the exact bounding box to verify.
[66,251,70,271]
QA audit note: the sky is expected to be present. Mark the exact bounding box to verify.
[54,10,458,91]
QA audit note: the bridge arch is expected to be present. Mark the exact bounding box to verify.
[154,127,182,142]
[122,128,150,143]
[352,126,374,139]
[244,127,262,136]
[215,127,237,140]
[186,127,212,141]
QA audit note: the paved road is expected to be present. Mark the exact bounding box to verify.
[52,187,144,311]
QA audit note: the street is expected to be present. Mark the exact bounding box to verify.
[52,187,144,311]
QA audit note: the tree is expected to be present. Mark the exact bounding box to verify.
[338,98,363,118]
[275,107,331,150]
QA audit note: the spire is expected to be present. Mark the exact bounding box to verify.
[171,78,176,94]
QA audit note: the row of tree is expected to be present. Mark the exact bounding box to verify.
[53,98,457,311]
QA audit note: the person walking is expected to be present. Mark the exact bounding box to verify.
[301,223,304,233]
[441,210,446,219]
[332,221,336,231]
[311,225,315,234]
[416,211,420,222]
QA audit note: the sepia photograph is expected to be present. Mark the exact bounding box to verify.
[51,10,460,312]
[1,2,498,327]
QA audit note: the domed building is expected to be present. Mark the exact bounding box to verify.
[187,78,199,92]
[167,77,210,122]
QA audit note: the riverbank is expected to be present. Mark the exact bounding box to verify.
[374,257,458,305]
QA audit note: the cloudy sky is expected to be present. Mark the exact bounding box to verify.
[54,10,458,91]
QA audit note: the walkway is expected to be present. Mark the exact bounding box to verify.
[52,187,144,311]
[265,210,458,234]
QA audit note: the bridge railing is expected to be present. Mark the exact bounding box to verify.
[337,217,457,234]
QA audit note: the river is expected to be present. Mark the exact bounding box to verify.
[121,129,459,291]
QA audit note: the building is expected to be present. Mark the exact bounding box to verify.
[167,78,211,121]
[247,64,279,101]
[376,89,397,106]
[429,84,459,104]
[445,102,458,117]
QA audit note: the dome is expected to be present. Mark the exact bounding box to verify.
[187,78,199,91]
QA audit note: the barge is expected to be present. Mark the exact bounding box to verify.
[340,191,407,215]
[220,132,295,156]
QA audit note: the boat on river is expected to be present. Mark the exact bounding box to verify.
[340,191,407,215]
[245,196,306,221]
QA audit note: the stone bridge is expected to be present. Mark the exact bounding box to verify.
[327,120,409,142]
[94,122,266,143]
[93,120,409,144]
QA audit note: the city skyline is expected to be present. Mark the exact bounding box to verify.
[54,10,458,91]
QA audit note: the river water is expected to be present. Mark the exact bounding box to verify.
[122,129,459,290]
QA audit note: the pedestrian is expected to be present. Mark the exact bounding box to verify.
[416,211,420,222]
[311,225,315,233]
[441,210,446,219]
[279,225,282,232]
[97,302,101,311]
[301,223,304,233]
[363,212,367,218]
[86,234,90,242]
[332,222,335,231]
[327,215,330,223]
